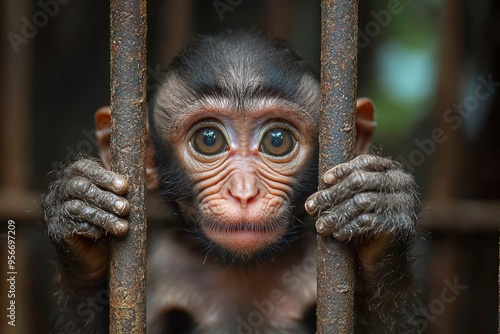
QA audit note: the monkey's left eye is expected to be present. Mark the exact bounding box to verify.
[191,127,228,156]
[260,128,296,157]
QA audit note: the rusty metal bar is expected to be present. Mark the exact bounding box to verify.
[317,0,358,332]
[109,0,148,333]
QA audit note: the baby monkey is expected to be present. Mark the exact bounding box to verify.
[43,31,419,333]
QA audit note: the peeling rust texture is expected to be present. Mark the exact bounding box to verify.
[109,0,147,333]
[317,0,358,333]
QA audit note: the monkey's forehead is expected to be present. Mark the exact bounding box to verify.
[168,31,318,105]
[149,32,320,128]
[151,71,319,133]
[171,30,317,79]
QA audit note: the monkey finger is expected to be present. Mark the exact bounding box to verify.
[338,169,416,195]
[307,170,415,215]
[332,212,416,241]
[70,159,129,195]
[69,221,105,239]
[314,192,415,236]
[330,213,374,241]
[322,213,382,241]
[306,175,377,215]
[62,199,129,236]
[314,192,377,235]
[65,176,130,217]
[322,154,398,186]
[315,213,343,236]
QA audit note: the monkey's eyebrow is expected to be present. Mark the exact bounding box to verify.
[193,83,229,99]
[193,82,296,103]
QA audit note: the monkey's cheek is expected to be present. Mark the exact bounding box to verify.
[203,226,287,254]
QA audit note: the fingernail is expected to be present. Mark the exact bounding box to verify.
[333,232,343,241]
[113,179,125,191]
[324,173,335,184]
[115,200,125,212]
[316,220,325,233]
[305,199,315,212]
[115,221,128,233]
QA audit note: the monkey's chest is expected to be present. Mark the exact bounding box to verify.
[146,229,317,334]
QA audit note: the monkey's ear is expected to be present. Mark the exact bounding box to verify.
[355,98,377,155]
[95,106,159,190]
[95,107,112,169]
[145,133,159,190]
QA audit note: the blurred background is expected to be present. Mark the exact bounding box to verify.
[1,0,499,333]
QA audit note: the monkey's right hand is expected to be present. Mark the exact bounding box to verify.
[42,158,130,283]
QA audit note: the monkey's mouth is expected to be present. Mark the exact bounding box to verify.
[200,219,288,255]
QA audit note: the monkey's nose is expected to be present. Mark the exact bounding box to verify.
[227,173,260,209]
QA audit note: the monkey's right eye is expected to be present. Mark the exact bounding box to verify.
[260,128,296,157]
[191,127,228,156]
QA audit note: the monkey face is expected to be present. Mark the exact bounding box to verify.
[169,103,317,261]
[147,31,320,263]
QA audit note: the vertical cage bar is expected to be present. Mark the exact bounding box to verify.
[109,0,148,332]
[317,0,358,332]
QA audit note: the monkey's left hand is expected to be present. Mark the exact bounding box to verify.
[305,154,418,270]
